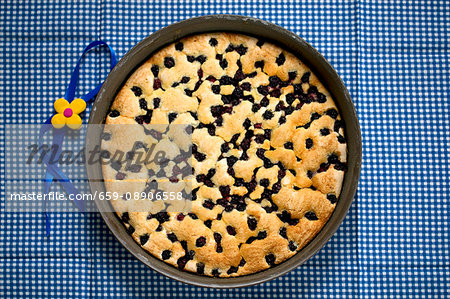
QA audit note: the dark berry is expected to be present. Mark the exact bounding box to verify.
[260,97,269,107]
[161,250,172,260]
[272,182,281,193]
[109,110,120,117]
[211,269,221,277]
[275,101,285,111]
[214,232,222,243]
[227,156,238,167]
[126,225,135,234]
[100,150,110,159]
[264,130,271,142]
[334,120,344,132]
[305,138,313,149]
[121,212,129,223]
[241,82,251,91]
[235,44,247,55]
[197,69,203,78]
[257,231,267,239]
[262,110,274,120]
[187,212,198,219]
[252,103,261,112]
[270,89,281,98]
[338,135,346,143]
[288,241,298,251]
[220,75,235,86]
[219,185,230,197]
[225,44,234,52]
[232,86,244,98]
[111,161,122,171]
[127,164,141,173]
[288,71,297,80]
[260,178,270,188]
[168,112,177,123]
[207,168,216,178]
[227,266,238,275]
[226,225,237,236]
[320,128,330,136]
[286,93,295,105]
[151,65,159,77]
[153,97,161,108]
[196,55,207,64]
[139,234,149,245]
[139,98,147,110]
[310,112,320,121]
[101,132,111,141]
[247,217,257,230]
[164,57,175,68]
[275,53,286,65]
[279,227,287,239]
[210,85,220,95]
[204,220,212,228]
[307,170,314,179]
[180,76,190,84]
[254,60,264,69]
[167,233,178,242]
[131,86,142,97]
[207,124,216,136]
[317,93,327,103]
[202,200,214,210]
[219,59,228,69]
[327,194,338,204]
[284,142,293,150]
[175,42,184,51]
[241,119,251,131]
[221,143,230,153]
[234,69,246,81]
[155,212,170,223]
[177,256,188,269]
[301,72,311,83]
[224,204,233,212]
[196,236,207,247]
[209,38,218,47]
[153,78,162,90]
[305,211,318,221]
[196,263,205,274]
[328,154,339,164]
[269,76,281,87]
[335,161,347,171]
[285,106,294,115]
[265,253,276,266]
[257,85,269,96]
[187,55,195,62]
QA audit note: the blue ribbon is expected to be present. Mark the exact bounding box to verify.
[39,41,117,236]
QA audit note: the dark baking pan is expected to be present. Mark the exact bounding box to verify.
[86,14,362,288]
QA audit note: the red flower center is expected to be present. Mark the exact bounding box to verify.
[63,108,73,118]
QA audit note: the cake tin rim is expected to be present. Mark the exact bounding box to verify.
[86,14,362,289]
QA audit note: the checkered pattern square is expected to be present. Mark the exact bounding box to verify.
[0,0,449,298]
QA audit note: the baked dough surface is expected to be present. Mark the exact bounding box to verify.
[102,33,347,277]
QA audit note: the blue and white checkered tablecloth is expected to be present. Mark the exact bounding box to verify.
[0,1,449,298]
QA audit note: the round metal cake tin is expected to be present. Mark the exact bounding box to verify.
[86,15,362,288]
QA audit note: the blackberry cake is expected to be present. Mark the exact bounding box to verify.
[101,33,347,277]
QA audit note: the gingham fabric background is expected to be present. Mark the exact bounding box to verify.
[0,0,449,298]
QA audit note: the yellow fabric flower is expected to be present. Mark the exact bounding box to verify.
[51,98,86,129]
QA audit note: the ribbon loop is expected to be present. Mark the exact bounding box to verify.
[40,41,117,236]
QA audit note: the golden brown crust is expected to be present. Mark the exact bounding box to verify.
[101,32,347,277]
